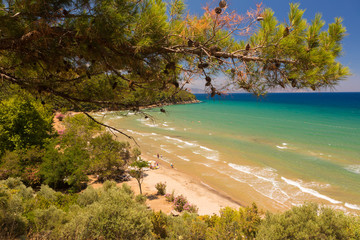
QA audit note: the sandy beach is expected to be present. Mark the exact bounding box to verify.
[90,154,240,215]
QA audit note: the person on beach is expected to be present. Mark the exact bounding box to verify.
[157,153,159,158]
[170,163,173,168]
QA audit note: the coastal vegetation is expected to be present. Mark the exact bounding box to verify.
[1,177,360,239]
[0,0,356,239]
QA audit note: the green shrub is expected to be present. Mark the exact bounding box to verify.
[135,194,147,204]
[121,183,134,198]
[165,190,175,202]
[257,203,360,240]
[77,186,99,207]
[167,212,207,240]
[60,184,153,239]
[206,203,261,239]
[151,211,168,239]
[31,206,67,236]
[0,178,33,239]
[155,182,166,195]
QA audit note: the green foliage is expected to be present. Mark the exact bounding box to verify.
[0,147,44,186]
[0,96,53,155]
[151,210,168,239]
[155,181,167,195]
[206,203,261,239]
[1,0,349,108]
[89,133,131,181]
[1,178,360,239]
[60,183,153,240]
[129,157,149,194]
[135,194,147,204]
[41,140,89,191]
[257,202,360,240]
[173,194,198,213]
[167,212,208,240]
[77,186,100,207]
[40,114,133,191]
[0,178,33,239]
[165,190,175,202]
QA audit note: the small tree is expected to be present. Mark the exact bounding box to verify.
[129,158,149,195]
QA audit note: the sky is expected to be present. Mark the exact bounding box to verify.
[182,0,360,92]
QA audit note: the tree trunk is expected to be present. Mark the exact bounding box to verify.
[137,179,142,195]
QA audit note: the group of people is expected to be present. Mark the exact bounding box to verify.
[156,153,174,168]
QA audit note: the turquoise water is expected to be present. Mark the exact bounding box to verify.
[98,93,360,212]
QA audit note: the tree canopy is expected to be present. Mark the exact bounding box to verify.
[0,0,349,110]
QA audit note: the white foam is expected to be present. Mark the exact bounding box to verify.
[164,136,197,146]
[144,123,159,127]
[193,150,219,161]
[228,163,289,204]
[126,129,154,137]
[160,145,172,153]
[165,128,175,131]
[276,145,288,149]
[201,163,211,168]
[344,165,360,175]
[201,181,216,191]
[177,155,190,162]
[200,146,213,151]
[281,177,342,204]
[345,203,360,210]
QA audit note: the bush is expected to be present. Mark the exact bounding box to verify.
[135,194,147,204]
[165,190,175,202]
[151,211,168,239]
[167,212,207,240]
[257,203,360,240]
[172,195,198,213]
[77,186,99,207]
[206,203,261,239]
[155,182,166,195]
[0,178,33,239]
[60,184,153,239]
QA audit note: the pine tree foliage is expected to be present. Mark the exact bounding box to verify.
[0,0,350,108]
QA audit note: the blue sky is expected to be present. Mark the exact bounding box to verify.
[183,0,360,92]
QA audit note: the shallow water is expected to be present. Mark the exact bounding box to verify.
[97,93,360,213]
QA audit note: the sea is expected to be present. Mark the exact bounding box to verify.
[94,92,360,213]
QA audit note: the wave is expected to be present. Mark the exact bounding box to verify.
[144,123,159,128]
[228,164,290,204]
[164,136,197,146]
[127,129,157,137]
[281,177,342,204]
[200,146,213,151]
[193,150,219,161]
[201,181,216,191]
[160,145,172,153]
[345,203,360,210]
[276,142,289,150]
[344,165,360,175]
[177,155,190,162]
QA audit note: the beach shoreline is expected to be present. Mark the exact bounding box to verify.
[141,153,242,215]
[89,153,241,215]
